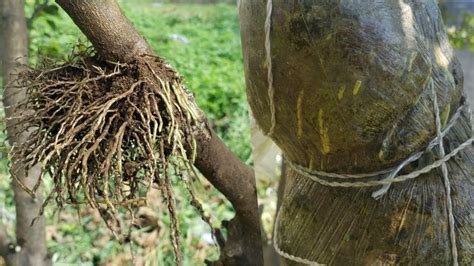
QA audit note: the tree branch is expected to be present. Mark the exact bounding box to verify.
[195,126,261,265]
[55,0,262,264]
[55,0,153,63]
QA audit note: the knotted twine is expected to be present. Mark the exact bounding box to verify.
[264,1,472,265]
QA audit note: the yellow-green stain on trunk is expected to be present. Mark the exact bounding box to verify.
[338,85,345,100]
[378,149,385,162]
[318,109,331,154]
[441,104,451,128]
[309,157,314,171]
[352,80,362,95]
[297,89,304,138]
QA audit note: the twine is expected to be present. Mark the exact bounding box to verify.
[265,0,276,136]
[265,1,468,264]
[286,102,470,194]
[275,98,470,266]
[431,82,459,266]
[273,207,323,266]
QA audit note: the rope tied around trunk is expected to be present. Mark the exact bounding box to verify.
[265,1,470,265]
[275,94,471,265]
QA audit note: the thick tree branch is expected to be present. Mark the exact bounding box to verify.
[195,126,261,265]
[55,0,262,264]
[195,127,256,217]
[55,0,153,63]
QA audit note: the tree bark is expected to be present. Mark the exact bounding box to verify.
[54,0,262,264]
[0,0,50,265]
[240,0,473,264]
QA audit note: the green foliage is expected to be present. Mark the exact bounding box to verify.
[25,0,87,65]
[446,12,474,51]
[39,176,233,265]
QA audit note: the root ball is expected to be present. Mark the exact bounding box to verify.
[11,53,201,226]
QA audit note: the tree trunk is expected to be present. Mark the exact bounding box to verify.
[0,0,50,265]
[240,0,473,264]
[54,0,262,264]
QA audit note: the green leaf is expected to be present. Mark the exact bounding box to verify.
[42,4,59,16]
[46,18,56,29]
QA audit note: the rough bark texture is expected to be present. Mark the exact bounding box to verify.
[56,0,153,63]
[0,0,50,265]
[55,0,262,264]
[278,123,474,265]
[240,0,473,264]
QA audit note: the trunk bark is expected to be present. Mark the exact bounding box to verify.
[240,0,473,264]
[0,0,50,265]
[54,0,263,264]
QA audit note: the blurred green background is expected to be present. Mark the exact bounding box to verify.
[0,0,473,265]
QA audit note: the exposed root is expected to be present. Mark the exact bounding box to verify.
[9,52,211,263]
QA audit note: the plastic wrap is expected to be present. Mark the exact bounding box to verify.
[240,0,473,264]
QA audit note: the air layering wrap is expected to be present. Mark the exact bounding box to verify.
[240,0,473,264]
